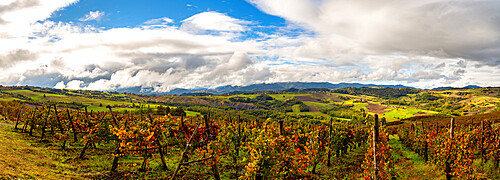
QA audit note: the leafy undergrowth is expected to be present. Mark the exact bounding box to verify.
[389,134,444,179]
[315,144,368,179]
[0,123,81,179]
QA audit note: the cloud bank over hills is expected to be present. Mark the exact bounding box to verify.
[0,0,499,92]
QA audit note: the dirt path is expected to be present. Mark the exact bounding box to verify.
[389,135,444,179]
[0,123,82,179]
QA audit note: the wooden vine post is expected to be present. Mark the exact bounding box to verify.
[372,114,379,180]
[107,105,118,125]
[180,114,185,130]
[28,108,40,136]
[84,106,90,129]
[327,117,333,167]
[171,124,201,180]
[40,106,51,142]
[78,113,107,159]
[481,121,485,163]
[156,127,168,170]
[278,120,284,136]
[53,105,66,149]
[23,108,35,132]
[145,114,167,170]
[422,121,428,162]
[204,112,221,180]
[15,108,23,129]
[66,108,78,142]
[110,106,123,172]
[445,118,454,180]
[235,115,241,177]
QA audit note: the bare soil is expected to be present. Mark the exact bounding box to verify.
[295,96,325,103]
[366,103,389,114]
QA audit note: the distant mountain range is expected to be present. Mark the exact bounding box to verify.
[116,82,412,95]
[432,85,482,90]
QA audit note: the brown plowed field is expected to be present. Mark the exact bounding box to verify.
[366,103,389,114]
[295,96,325,103]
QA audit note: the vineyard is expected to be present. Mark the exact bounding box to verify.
[398,118,500,179]
[1,97,500,179]
[0,101,377,179]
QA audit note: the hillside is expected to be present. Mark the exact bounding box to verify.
[2,85,498,123]
[115,82,411,95]
[0,85,500,179]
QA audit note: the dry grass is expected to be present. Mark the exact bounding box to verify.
[0,124,82,179]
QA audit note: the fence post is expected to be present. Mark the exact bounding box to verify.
[373,115,379,180]
[53,105,66,149]
[446,118,454,180]
[67,108,78,143]
[449,118,454,139]
[327,117,333,167]
[180,114,185,129]
[15,108,23,129]
[40,106,51,142]
[481,121,485,163]
[279,120,284,136]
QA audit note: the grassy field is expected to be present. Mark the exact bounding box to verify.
[289,111,331,118]
[0,124,81,179]
[382,107,438,120]
[268,93,311,101]
[1,89,201,117]
[1,86,500,179]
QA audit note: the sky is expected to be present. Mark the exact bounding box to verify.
[0,0,499,92]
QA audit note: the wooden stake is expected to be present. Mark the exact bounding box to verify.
[327,117,333,167]
[450,118,454,139]
[40,106,51,142]
[53,105,66,149]
[15,108,23,129]
[171,124,201,180]
[66,108,78,143]
[279,120,284,136]
[372,114,379,180]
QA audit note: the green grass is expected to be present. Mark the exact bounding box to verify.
[0,96,21,101]
[383,107,438,120]
[186,110,202,117]
[0,125,82,179]
[2,89,201,118]
[289,111,330,118]
[268,93,311,101]
[303,101,329,107]
[389,134,443,179]
[225,94,259,99]
[30,94,66,100]
[351,103,368,110]
[469,96,500,105]
[292,104,301,113]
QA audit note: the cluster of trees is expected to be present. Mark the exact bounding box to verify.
[156,105,186,116]
[320,105,367,124]
[334,87,420,99]
[228,94,274,103]
[228,94,308,113]
[415,93,442,102]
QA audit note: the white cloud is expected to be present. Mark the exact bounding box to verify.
[0,0,79,39]
[66,80,83,89]
[79,10,104,21]
[0,0,499,92]
[54,81,65,89]
[144,17,173,25]
[181,12,250,32]
[248,0,500,65]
